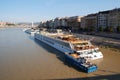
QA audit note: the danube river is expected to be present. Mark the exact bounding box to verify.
[0,28,120,80]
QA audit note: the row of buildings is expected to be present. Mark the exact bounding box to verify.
[38,16,82,32]
[38,8,120,32]
[0,21,8,26]
[81,8,120,32]
[0,21,15,27]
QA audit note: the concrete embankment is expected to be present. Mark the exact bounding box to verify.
[73,33,120,50]
[92,32,120,39]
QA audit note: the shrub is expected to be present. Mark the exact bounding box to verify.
[117,26,120,33]
[99,26,104,32]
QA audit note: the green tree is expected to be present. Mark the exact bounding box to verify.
[109,26,114,32]
[99,26,104,32]
[79,27,83,31]
[90,26,95,31]
[84,27,88,31]
[104,26,109,32]
[117,26,120,33]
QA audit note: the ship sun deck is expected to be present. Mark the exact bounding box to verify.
[55,34,98,51]
[47,33,99,51]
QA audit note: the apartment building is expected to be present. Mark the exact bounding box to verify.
[67,16,81,32]
[39,8,120,32]
[60,17,68,27]
[0,22,7,26]
[38,21,47,28]
[81,8,120,32]
[81,14,97,31]
[97,11,110,29]
[108,8,120,30]
[39,16,81,31]
[54,17,61,28]
[48,20,54,28]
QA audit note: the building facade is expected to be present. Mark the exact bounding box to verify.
[0,22,7,26]
[54,17,61,28]
[67,16,81,32]
[38,8,120,32]
[38,16,82,32]
[60,17,68,27]
[97,11,110,29]
[108,8,120,30]
[81,14,97,31]
[81,8,120,32]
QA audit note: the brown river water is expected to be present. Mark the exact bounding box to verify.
[0,28,120,80]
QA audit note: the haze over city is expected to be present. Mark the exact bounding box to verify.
[0,0,120,22]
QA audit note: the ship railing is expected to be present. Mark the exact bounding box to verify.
[74,45,99,51]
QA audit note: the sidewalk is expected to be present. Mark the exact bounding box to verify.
[92,32,120,39]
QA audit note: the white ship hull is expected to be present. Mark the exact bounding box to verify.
[35,33,73,53]
[24,28,39,36]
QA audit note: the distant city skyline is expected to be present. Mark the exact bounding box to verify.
[0,0,120,22]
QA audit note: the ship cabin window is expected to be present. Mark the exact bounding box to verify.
[83,43,88,45]
[69,53,72,55]
[73,42,88,46]
[43,36,54,45]
[73,42,90,50]
[53,39,71,48]
[89,51,93,54]
[84,51,88,54]
[76,52,80,55]
[79,52,83,55]
[94,49,99,53]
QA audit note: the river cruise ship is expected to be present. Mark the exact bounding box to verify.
[35,29,103,60]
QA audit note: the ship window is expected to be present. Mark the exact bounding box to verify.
[77,53,80,55]
[84,51,88,54]
[79,52,83,54]
[43,37,54,45]
[94,49,99,52]
[54,39,71,48]
[89,51,92,54]
[73,43,88,46]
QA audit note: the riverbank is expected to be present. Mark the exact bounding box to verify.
[88,32,120,39]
